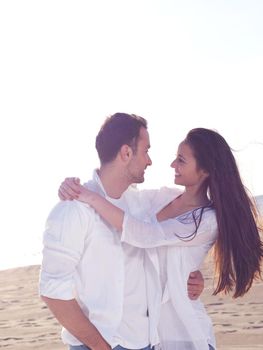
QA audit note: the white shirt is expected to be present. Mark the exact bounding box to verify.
[122,186,218,350]
[40,170,150,348]
[108,196,149,349]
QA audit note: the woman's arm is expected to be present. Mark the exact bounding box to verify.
[59,179,206,299]
[122,212,217,248]
[59,179,217,248]
[59,178,125,231]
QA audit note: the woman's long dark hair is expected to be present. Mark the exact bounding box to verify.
[186,128,263,298]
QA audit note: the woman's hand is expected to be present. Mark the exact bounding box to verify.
[58,176,124,231]
[59,177,103,207]
[58,177,81,201]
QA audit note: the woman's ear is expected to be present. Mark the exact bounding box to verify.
[202,169,210,180]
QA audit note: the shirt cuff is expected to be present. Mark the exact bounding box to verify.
[39,272,75,300]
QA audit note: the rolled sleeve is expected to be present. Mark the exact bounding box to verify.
[39,200,93,300]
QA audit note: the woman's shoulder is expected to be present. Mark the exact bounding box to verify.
[201,206,218,231]
[203,206,217,220]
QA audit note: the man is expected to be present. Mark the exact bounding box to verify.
[40,113,204,350]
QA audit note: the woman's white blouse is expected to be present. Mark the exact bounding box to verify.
[122,189,217,250]
[121,186,218,350]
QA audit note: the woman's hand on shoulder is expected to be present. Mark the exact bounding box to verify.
[58,177,81,201]
[58,177,95,205]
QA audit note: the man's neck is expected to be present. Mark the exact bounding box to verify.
[97,165,130,199]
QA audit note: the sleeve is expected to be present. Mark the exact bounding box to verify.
[131,186,182,214]
[128,187,161,212]
[121,208,217,248]
[39,200,93,300]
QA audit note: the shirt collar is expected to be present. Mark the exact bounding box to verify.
[91,168,131,201]
[91,169,108,197]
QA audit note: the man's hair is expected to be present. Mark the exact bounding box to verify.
[95,112,147,164]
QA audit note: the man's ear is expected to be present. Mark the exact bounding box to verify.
[119,144,133,162]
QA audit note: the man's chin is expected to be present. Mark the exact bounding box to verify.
[136,176,145,184]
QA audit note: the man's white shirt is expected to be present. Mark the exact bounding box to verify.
[40,170,152,348]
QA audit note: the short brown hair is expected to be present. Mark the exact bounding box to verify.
[95,112,147,164]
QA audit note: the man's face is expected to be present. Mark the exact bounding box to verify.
[126,127,152,184]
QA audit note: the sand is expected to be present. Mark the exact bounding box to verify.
[201,254,263,350]
[0,263,262,350]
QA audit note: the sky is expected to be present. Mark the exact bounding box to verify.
[0,0,263,270]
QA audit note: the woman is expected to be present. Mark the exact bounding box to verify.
[59,128,263,350]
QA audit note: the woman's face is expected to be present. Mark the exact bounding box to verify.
[170,141,209,187]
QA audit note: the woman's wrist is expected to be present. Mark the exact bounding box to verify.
[88,192,99,206]
[82,190,101,208]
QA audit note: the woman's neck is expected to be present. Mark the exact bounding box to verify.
[179,187,209,208]
[157,185,209,222]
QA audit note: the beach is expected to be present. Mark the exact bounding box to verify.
[0,260,262,350]
[201,253,263,349]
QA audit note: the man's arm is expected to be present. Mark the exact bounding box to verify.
[40,201,110,350]
[41,297,110,350]
[187,270,204,300]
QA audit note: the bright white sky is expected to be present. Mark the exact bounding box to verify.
[0,0,263,269]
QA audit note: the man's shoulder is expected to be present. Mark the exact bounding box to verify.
[48,198,95,222]
[44,200,96,241]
